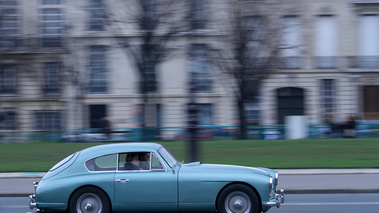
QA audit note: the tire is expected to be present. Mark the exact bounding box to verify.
[217,184,260,213]
[69,186,111,213]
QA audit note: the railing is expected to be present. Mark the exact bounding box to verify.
[346,56,379,69]
[0,122,378,143]
[314,56,339,69]
[0,37,65,51]
[280,57,302,69]
[277,56,379,70]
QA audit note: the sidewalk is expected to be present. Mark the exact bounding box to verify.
[1,169,379,197]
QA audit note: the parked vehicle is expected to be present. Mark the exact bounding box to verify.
[29,143,284,213]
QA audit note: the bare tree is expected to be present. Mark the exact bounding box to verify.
[211,0,282,139]
[108,0,188,141]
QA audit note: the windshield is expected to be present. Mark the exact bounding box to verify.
[158,147,178,168]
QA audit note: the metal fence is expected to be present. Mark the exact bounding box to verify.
[0,122,378,143]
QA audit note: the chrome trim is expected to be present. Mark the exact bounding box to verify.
[114,178,129,183]
[29,194,36,209]
[264,189,285,208]
[84,151,168,173]
[275,172,279,186]
[269,177,273,191]
[33,182,39,191]
[116,152,120,171]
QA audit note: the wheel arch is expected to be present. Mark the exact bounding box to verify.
[216,182,263,213]
[67,185,112,212]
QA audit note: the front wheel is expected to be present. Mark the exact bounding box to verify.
[217,184,260,213]
[69,186,110,213]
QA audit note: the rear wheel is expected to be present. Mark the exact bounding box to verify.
[69,186,110,213]
[217,184,260,213]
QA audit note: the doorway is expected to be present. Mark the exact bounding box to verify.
[89,105,107,129]
[277,87,304,124]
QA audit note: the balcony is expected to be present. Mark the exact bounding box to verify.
[345,56,379,72]
[0,37,65,52]
[314,56,339,69]
[280,57,302,69]
[349,0,379,3]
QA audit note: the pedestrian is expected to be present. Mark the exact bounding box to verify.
[342,115,356,138]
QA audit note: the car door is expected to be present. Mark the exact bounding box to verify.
[114,152,178,212]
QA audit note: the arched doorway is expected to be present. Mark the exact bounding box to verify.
[276,87,305,124]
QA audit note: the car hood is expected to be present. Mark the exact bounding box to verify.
[180,162,275,177]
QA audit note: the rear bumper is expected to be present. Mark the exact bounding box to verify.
[263,189,285,208]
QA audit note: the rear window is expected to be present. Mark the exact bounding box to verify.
[85,154,117,172]
[50,152,77,171]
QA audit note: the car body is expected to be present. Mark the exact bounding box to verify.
[29,143,284,213]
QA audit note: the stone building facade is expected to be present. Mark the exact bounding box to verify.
[0,0,378,133]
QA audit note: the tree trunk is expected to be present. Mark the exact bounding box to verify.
[237,98,247,140]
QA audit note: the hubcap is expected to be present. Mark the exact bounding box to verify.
[76,193,103,213]
[225,191,251,213]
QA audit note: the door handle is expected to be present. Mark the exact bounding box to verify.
[115,179,129,183]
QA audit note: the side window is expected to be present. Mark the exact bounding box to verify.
[119,152,148,171]
[85,154,117,172]
[151,153,164,171]
[117,152,164,171]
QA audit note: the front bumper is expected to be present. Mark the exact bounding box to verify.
[263,189,285,208]
[28,181,40,212]
[29,194,36,209]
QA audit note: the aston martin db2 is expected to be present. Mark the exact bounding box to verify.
[29,142,284,213]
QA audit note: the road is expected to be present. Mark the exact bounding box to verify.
[2,194,379,213]
[270,194,379,213]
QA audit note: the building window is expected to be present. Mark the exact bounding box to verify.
[315,16,338,69]
[359,15,379,68]
[140,45,157,93]
[39,0,63,47]
[44,62,60,94]
[245,99,260,125]
[34,111,61,129]
[280,16,301,69]
[363,86,379,120]
[321,79,335,122]
[0,110,17,130]
[0,65,16,94]
[196,104,213,126]
[0,0,19,47]
[191,0,208,29]
[88,0,106,31]
[89,104,107,129]
[190,44,211,93]
[135,104,162,128]
[88,46,107,93]
[196,104,212,125]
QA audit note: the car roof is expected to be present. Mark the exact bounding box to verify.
[78,142,164,160]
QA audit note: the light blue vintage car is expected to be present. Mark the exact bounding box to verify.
[29,143,284,213]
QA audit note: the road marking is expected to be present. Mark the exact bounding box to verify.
[284,202,379,206]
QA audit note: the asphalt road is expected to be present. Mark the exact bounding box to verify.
[3,169,379,196]
[2,194,379,213]
[270,194,379,213]
[1,169,379,212]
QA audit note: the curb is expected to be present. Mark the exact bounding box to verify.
[276,169,379,175]
[0,172,45,178]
